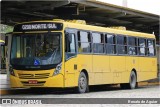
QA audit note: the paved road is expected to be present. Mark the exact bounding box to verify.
[2,85,160,98]
[1,85,160,107]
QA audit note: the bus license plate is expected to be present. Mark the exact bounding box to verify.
[28,80,37,84]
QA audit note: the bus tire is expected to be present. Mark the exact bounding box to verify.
[128,71,137,89]
[77,72,89,93]
[120,71,137,89]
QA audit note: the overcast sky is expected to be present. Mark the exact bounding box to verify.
[97,0,160,15]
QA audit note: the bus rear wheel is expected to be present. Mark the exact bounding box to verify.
[77,72,89,93]
[120,71,137,89]
[129,71,137,89]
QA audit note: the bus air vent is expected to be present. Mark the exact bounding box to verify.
[18,73,50,79]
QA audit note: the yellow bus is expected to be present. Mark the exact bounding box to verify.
[9,19,157,93]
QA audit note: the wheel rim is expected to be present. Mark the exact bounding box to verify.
[79,76,86,90]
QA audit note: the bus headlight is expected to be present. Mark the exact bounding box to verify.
[53,63,62,76]
[9,66,15,76]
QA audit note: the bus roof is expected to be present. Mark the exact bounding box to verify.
[14,20,155,39]
[63,21,155,39]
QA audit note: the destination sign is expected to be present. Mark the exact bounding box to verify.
[13,22,63,32]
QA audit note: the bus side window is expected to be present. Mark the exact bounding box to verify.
[105,34,116,54]
[128,37,137,55]
[78,31,91,53]
[117,35,126,55]
[92,32,104,53]
[147,39,155,56]
[138,38,146,56]
[65,33,76,60]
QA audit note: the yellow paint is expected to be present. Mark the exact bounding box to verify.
[107,26,126,30]
[0,40,5,44]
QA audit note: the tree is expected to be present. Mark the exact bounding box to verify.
[0,24,13,33]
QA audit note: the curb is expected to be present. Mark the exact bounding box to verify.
[138,82,160,86]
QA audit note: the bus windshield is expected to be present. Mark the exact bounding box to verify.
[11,33,62,66]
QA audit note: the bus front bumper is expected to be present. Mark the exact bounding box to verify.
[10,74,64,88]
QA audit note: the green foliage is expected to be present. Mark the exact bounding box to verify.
[0,24,13,33]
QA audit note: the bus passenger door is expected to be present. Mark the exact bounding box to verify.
[64,29,77,87]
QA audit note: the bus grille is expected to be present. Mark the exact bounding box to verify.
[18,73,50,79]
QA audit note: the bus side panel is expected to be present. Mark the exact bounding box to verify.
[102,55,113,84]
[93,55,111,85]
[138,57,157,81]
[123,56,139,83]
[75,54,93,85]
[64,57,77,87]
[110,56,125,83]
[149,58,157,80]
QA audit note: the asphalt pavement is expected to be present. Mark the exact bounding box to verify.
[1,85,160,107]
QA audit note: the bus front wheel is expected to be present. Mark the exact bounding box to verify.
[77,72,89,93]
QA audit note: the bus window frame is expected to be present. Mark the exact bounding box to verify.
[116,34,127,55]
[77,30,92,54]
[138,38,146,56]
[105,33,117,55]
[92,32,105,54]
[147,38,156,56]
[127,36,138,56]
[65,28,78,61]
